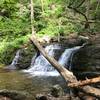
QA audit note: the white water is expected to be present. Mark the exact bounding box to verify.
[58,46,82,69]
[11,49,21,66]
[23,44,82,76]
[26,45,61,73]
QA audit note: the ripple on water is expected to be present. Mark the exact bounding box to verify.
[0,69,66,99]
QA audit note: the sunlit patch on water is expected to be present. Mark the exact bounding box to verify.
[23,70,60,77]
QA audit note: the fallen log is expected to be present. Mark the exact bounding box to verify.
[79,86,100,98]
[30,36,77,83]
[68,76,100,87]
[30,35,100,98]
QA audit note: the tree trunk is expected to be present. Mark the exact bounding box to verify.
[30,36,77,83]
[40,0,44,13]
[30,0,35,35]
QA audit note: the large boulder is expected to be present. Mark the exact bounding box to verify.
[7,45,34,70]
[72,33,100,79]
[50,85,64,97]
[0,89,31,100]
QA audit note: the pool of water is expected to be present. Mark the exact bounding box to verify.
[0,68,66,99]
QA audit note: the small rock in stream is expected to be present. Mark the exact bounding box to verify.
[36,94,48,100]
[50,85,64,97]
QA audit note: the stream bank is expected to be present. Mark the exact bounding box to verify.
[0,34,100,100]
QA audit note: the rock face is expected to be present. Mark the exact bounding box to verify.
[9,45,34,69]
[9,37,86,70]
[50,85,64,97]
[72,34,100,79]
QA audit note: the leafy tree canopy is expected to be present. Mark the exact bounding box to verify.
[0,0,100,65]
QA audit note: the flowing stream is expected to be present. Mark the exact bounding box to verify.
[0,44,83,99]
[23,44,82,76]
[11,49,21,66]
[0,69,65,99]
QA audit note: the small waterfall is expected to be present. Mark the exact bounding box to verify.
[26,44,61,75]
[24,44,82,76]
[7,49,22,70]
[11,49,22,66]
[58,46,82,70]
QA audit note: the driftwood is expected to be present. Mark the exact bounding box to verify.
[68,76,100,87]
[79,86,100,98]
[30,36,100,98]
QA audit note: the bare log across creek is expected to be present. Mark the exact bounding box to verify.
[29,35,100,99]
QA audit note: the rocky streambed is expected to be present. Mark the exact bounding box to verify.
[0,69,67,100]
[0,69,98,100]
[0,34,100,100]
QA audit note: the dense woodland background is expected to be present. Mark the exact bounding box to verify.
[0,0,100,65]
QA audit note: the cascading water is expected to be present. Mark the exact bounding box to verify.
[24,44,61,76]
[7,49,22,70]
[24,44,83,76]
[58,46,82,70]
[11,49,21,66]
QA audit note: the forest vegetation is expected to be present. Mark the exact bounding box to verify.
[0,0,100,65]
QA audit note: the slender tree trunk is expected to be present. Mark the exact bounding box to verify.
[58,19,61,42]
[40,0,44,13]
[86,0,90,19]
[19,0,23,15]
[30,0,35,35]
[84,0,90,29]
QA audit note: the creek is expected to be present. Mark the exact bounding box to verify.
[0,44,83,99]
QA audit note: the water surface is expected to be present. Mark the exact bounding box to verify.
[0,68,66,99]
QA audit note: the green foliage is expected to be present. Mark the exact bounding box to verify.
[0,0,100,65]
[0,35,30,65]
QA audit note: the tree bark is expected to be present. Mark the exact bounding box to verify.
[79,86,100,98]
[68,76,100,87]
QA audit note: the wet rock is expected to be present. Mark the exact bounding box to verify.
[0,89,30,100]
[72,34,100,79]
[36,94,48,100]
[35,93,81,100]
[0,95,12,100]
[8,46,34,70]
[50,85,64,97]
[72,44,100,71]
